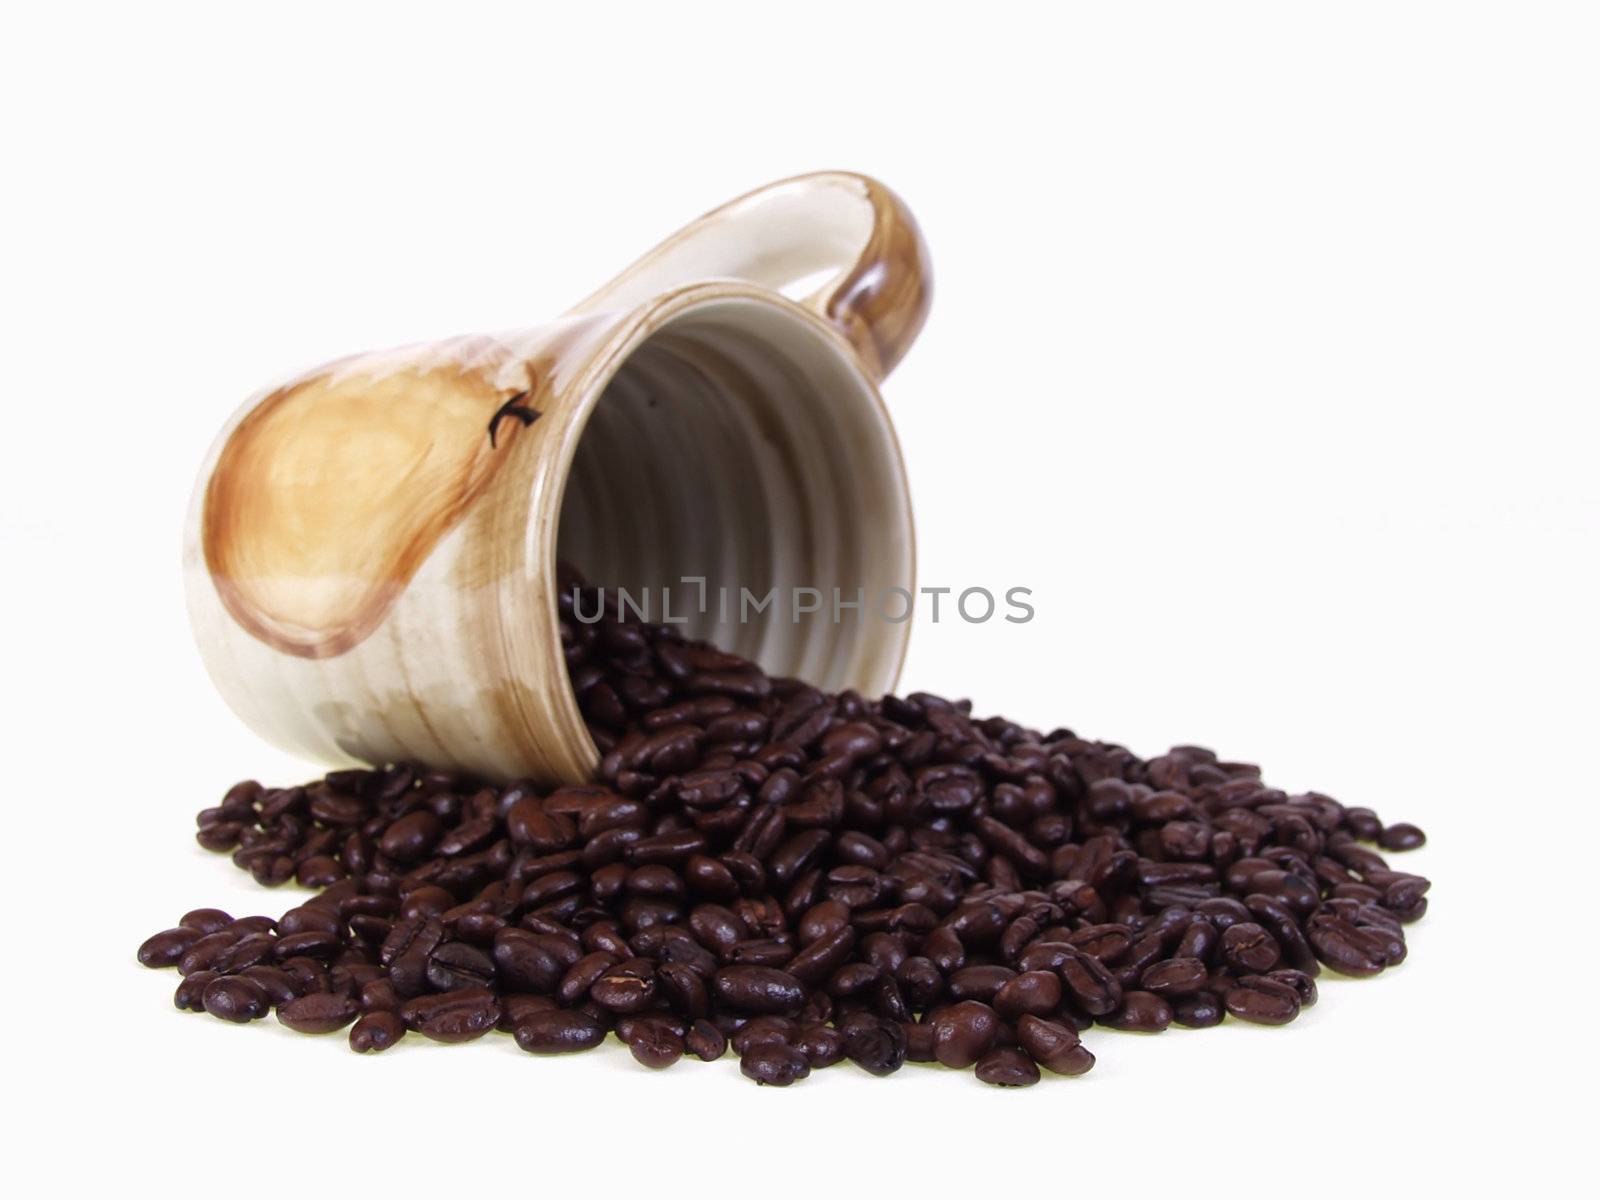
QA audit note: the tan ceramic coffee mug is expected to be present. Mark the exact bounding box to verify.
[184,172,931,784]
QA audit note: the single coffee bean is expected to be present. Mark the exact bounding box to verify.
[994,969,1063,1018]
[558,952,620,1007]
[401,988,501,1043]
[180,908,234,934]
[1221,923,1281,973]
[280,956,329,996]
[1015,1015,1095,1076]
[931,1000,1001,1069]
[1307,915,1388,977]
[201,976,270,1023]
[215,932,280,971]
[492,928,568,994]
[840,1013,906,1076]
[590,971,657,1014]
[173,970,218,1012]
[1244,895,1320,977]
[1175,919,1218,964]
[1173,991,1225,1028]
[713,966,805,1015]
[425,941,496,991]
[238,965,298,1005]
[628,1023,685,1069]
[1224,975,1302,1025]
[740,1042,811,1086]
[177,931,240,977]
[349,1010,405,1053]
[793,1023,847,1068]
[497,993,558,1031]
[1378,823,1426,851]
[685,1019,728,1062]
[400,886,456,921]
[1058,948,1123,1016]
[514,1009,608,1054]
[1139,956,1209,997]
[138,927,201,968]
[380,811,443,863]
[613,1010,683,1041]
[278,905,343,936]
[1267,968,1319,1008]
[730,1016,796,1055]
[975,1046,1041,1087]
[357,975,400,1012]
[1101,990,1173,1033]
[787,927,856,985]
[947,964,1018,1002]
[1065,924,1134,962]
[278,992,360,1034]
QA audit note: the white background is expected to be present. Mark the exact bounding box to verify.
[3,2,1595,1194]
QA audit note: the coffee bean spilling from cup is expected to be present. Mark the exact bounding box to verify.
[139,586,1429,1085]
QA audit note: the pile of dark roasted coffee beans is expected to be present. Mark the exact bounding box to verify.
[139,588,1429,1086]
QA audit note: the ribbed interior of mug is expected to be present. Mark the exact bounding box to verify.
[556,297,914,697]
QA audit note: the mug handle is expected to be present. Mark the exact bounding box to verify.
[571,171,932,382]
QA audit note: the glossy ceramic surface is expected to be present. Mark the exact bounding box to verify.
[185,172,931,781]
